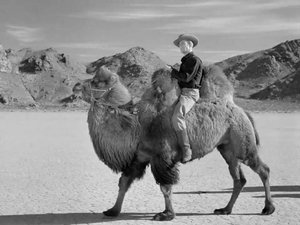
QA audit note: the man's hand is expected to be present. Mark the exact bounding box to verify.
[165,64,172,70]
[165,64,177,79]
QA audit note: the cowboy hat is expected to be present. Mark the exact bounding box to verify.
[173,34,199,47]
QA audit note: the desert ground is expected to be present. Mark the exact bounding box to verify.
[0,111,299,225]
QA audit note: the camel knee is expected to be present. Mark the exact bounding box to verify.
[241,177,247,186]
[118,175,133,191]
[228,163,247,188]
[160,184,172,196]
[239,168,247,186]
[233,178,246,190]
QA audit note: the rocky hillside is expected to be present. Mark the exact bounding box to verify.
[0,46,90,106]
[251,68,300,100]
[18,48,86,74]
[1,39,300,108]
[4,48,34,73]
[0,72,35,105]
[216,39,300,98]
[18,48,89,104]
[86,46,166,98]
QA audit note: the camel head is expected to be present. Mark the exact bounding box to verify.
[76,66,132,107]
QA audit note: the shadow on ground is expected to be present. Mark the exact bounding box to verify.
[0,211,263,224]
[0,213,151,225]
[174,185,300,198]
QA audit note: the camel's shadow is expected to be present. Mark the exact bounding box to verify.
[0,212,151,225]
[0,211,261,224]
[1,185,295,224]
[174,185,300,198]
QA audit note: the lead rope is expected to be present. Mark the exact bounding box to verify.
[89,82,119,112]
[88,81,137,115]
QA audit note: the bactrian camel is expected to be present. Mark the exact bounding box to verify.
[75,65,275,221]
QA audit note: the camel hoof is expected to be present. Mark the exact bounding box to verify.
[214,208,232,215]
[262,204,275,215]
[103,208,120,217]
[153,211,175,221]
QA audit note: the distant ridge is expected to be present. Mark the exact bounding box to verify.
[216,39,300,98]
[1,39,300,107]
[251,68,300,100]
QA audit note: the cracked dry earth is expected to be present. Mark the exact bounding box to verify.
[0,111,299,225]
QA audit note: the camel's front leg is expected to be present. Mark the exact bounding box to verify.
[103,174,133,217]
[103,152,149,217]
[153,184,175,221]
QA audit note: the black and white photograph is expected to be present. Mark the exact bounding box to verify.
[0,0,299,224]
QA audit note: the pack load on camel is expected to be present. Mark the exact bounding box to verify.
[74,65,275,221]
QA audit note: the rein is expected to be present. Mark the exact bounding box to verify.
[88,81,136,115]
[89,81,114,106]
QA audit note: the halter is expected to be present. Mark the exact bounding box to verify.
[88,81,115,108]
[88,81,136,115]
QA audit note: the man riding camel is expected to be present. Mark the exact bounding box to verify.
[168,34,204,163]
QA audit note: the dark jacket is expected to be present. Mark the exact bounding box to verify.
[171,52,203,89]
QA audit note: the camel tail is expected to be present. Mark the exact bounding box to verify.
[245,111,260,147]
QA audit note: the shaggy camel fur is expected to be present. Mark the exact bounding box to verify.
[78,66,275,221]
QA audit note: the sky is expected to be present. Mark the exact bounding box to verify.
[0,0,299,64]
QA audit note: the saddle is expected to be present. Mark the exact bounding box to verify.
[118,99,138,115]
[107,98,139,115]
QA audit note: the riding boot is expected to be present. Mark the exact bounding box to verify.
[175,129,192,163]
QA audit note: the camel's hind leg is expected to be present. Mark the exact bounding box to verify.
[103,151,150,217]
[247,154,275,215]
[215,146,246,215]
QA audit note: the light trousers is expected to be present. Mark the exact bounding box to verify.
[172,88,200,131]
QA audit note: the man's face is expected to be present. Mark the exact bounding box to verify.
[179,40,192,55]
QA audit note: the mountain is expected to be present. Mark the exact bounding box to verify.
[250,68,300,100]
[5,48,35,73]
[216,39,300,98]
[18,48,89,104]
[86,46,166,97]
[1,40,300,108]
[18,47,86,74]
[0,46,90,106]
[0,72,35,105]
